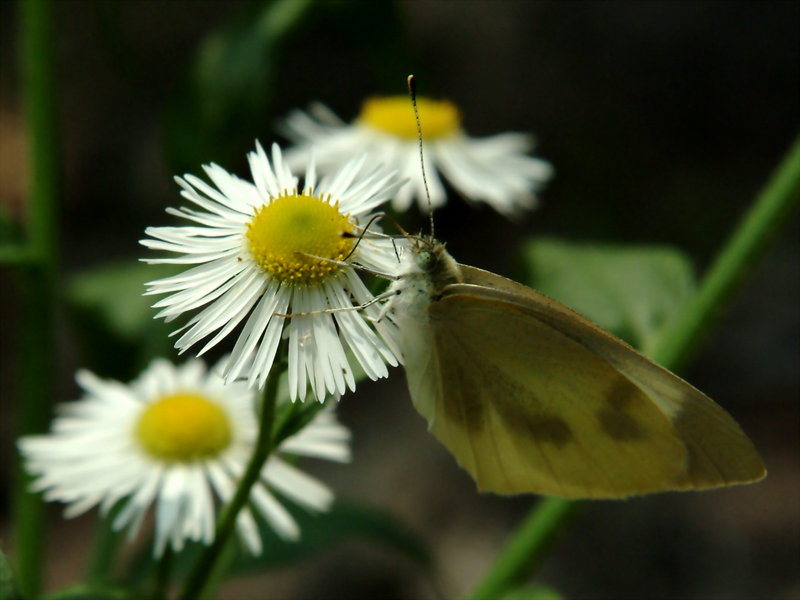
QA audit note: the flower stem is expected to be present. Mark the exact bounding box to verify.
[649,136,800,369]
[85,503,125,584]
[178,368,282,600]
[13,0,60,597]
[468,498,579,600]
[1,546,23,600]
[188,535,237,600]
[150,547,173,600]
[467,136,800,600]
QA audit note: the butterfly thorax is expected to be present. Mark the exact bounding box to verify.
[386,235,462,326]
[386,235,462,398]
[409,235,463,296]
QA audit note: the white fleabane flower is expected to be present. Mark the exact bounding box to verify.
[141,143,404,401]
[18,358,351,557]
[282,97,553,217]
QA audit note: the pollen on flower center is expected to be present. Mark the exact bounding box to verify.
[359,96,462,140]
[246,192,356,285]
[136,393,231,462]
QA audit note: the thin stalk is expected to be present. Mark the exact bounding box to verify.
[85,503,125,584]
[1,546,23,600]
[467,136,800,600]
[13,0,60,597]
[178,368,282,600]
[150,548,173,600]
[650,136,800,368]
[0,245,32,265]
[193,535,237,600]
[469,498,579,600]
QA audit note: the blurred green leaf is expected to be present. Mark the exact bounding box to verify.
[520,237,696,352]
[499,584,564,600]
[0,207,26,264]
[0,206,18,245]
[233,499,432,574]
[164,0,410,174]
[126,499,430,584]
[67,261,183,379]
[42,583,136,600]
[165,0,315,172]
[69,261,181,341]
[0,546,22,600]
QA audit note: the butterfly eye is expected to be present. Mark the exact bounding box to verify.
[417,250,437,272]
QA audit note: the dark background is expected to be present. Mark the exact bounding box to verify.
[1,1,798,598]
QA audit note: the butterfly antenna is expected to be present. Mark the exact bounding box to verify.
[383,211,409,237]
[407,74,435,239]
[342,212,385,261]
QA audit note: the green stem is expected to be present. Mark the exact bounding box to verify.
[0,245,32,265]
[1,546,23,600]
[650,136,800,369]
[190,535,237,600]
[467,136,800,600]
[85,502,125,584]
[178,368,282,600]
[13,0,60,597]
[150,548,173,600]
[469,498,579,600]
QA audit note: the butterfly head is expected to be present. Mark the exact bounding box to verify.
[406,234,462,296]
[385,233,462,322]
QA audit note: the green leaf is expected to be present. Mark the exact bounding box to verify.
[163,0,411,173]
[520,237,696,352]
[499,584,564,600]
[0,546,22,600]
[164,0,315,172]
[42,583,136,600]
[126,500,430,584]
[67,261,182,379]
[0,206,27,265]
[69,261,182,341]
[233,499,432,574]
[0,205,19,245]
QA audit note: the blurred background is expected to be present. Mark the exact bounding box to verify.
[1,1,798,598]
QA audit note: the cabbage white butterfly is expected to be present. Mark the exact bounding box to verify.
[385,236,765,497]
[383,77,766,498]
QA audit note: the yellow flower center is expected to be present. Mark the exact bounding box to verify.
[246,192,355,285]
[359,96,462,140]
[136,393,232,462]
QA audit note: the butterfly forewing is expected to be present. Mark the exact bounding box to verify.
[405,265,765,498]
[462,266,765,490]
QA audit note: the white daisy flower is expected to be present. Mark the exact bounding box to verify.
[18,358,351,557]
[282,97,553,217]
[141,142,404,401]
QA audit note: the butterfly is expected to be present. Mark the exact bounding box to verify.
[382,232,766,498]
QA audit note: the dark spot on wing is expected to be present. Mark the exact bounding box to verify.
[436,334,539,436]
[598,378,646,441]
[493,390,572,447]
[464,361,572,446]
[524,414,573,446]
[597,408,645,440]
[606,378,640,411]
[440,361,486,433]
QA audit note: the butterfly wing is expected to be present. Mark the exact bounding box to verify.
[406,266,765,498]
